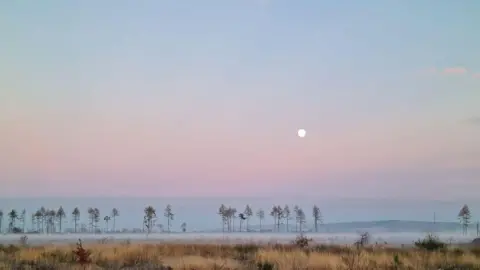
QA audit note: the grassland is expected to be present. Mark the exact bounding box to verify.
[1,235,480,269]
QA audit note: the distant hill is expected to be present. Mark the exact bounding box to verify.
[205,220,461,233]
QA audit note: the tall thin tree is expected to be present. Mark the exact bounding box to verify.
[283,205,291,232]
[72,207,80,233]
[312,205,323,232]
[0,210,3,233]
[256,209,265,232]
[111,208,119,232]
[458,204,472,235]
[104,216,111,232]
[164,204,174,233]
[243,205,253,232]
[144,206,156,236]
[56,206,66,233]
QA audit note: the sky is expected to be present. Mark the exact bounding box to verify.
[1,1,479,199]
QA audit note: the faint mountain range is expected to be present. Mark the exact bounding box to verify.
[204,220,461,233]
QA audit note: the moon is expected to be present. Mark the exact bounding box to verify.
[297,129,306,138]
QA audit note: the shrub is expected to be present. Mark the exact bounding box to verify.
[414,233,445,251]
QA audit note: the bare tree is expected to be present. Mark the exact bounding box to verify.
[56,206,66,233]
[458,204,472,235]
[72,207,80,233]
[164,204,174,233]
[144,206,156,236]
[256,209,265,232]
[104,216,111,232]
[181,222,187,232]
[111,208,119,232]
[283,205,291,232]
[312,205,323,232]
[243,205,253,232]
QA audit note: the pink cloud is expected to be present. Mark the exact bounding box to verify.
[473,72,480,78]
[442,67,467,75]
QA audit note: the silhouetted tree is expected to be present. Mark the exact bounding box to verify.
[181,222,187,232]
[72,207,80,233]
[312,205,323,232]
[164,204,174,233]
[144,206,156,236]
[34,210,42,233]
[56,206,66,233]
[293,205,300,232]
[270,205,282,232]
[111,208,119,232]
[104,216,111,232]
[87,208,100,233]
[0,210,3,233]
[30,213,35,232]
[226,207,237,232]
[243,205,253,232]
[283,205,291,232]
[8,209,18,232]
[218,204,227,233]
[19,209,26,233]
[238,213,246,232]
[256,209,265,231]
[46,209,56,233]
[458,204,471,235]
[39,207,46,233]
[296,208,306,232]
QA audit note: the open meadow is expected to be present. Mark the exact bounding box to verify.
[1,233,480,269]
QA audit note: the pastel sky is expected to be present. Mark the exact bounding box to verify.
[1,1,479,198]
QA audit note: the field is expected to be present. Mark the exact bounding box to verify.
[1,233,480,269]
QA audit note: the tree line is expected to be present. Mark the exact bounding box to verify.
[0,203,475,235]
[217,204,323,233]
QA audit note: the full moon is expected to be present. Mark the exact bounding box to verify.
[297,129,306,138]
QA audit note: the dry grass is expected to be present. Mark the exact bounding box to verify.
[1,239,480,269]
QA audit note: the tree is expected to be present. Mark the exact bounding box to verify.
[256,209,265,231]
[39,207,46,233]
[270,205,282,232]
[297,208,306,232]
[72,207,80,233]
[87,208,100,233]
[8,209,18,232]
[19,209,26,233]
[312,205,323,232]
[56,206,66,233]
[458,204,472,235]
[293,205,300,232]
[283,205,291,232]
[243,205,253,232]
[111,208,119,232]
[164,204,174,233]
[34,210,42,233]
[46,209,56,233]
[144,206,156,236]
[0,210,3,233]
[218,204,227,233]
[226,207,237,232]
[181,222,187,232]
[104,216,111,232]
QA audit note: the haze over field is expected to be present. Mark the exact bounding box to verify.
[1,0,479,233]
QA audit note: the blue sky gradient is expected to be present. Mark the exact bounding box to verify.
[1,1,479,199]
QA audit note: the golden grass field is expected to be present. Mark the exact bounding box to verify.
[1,237,480,269]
